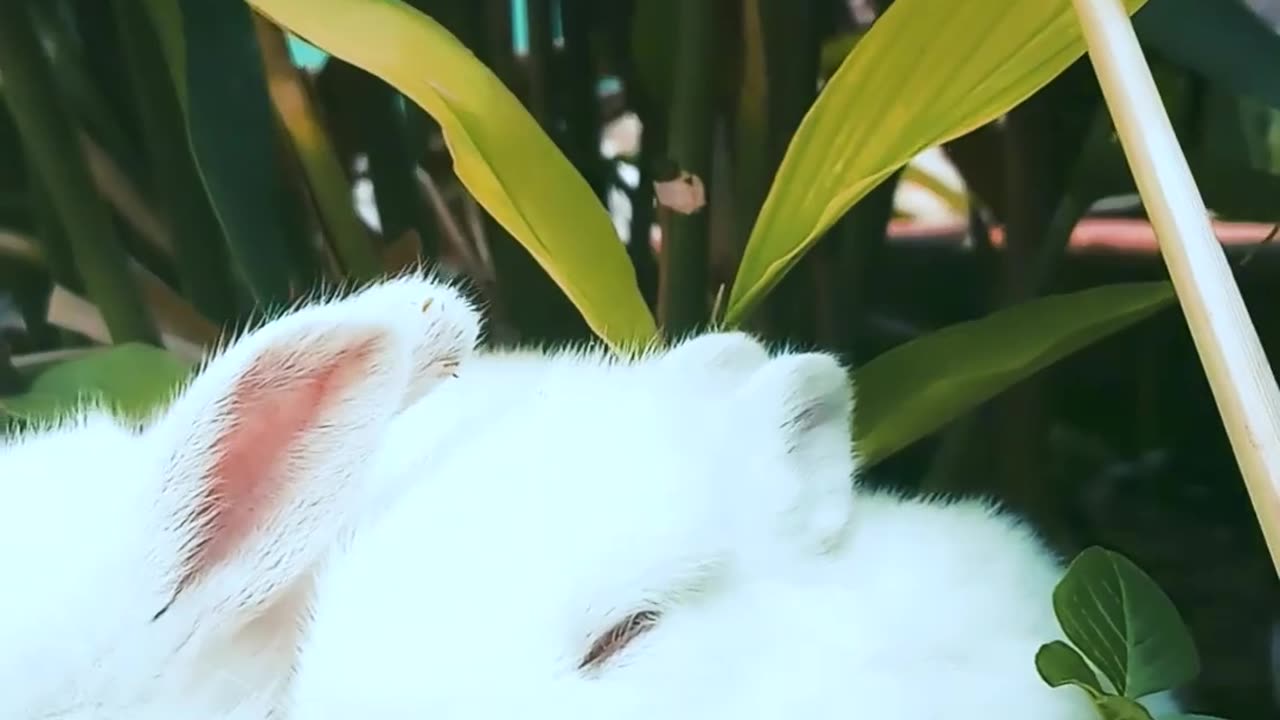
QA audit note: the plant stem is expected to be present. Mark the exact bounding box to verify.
[833,168,900,361]
[1073,0,1280,576]
[755,0,821,347]
[0,2,159,345]
[0,333,24,395]
[558,0,607,201]
[626,150,660,311]
[657,0,716,337]
[346,66,439,259]
[523,0,555,125]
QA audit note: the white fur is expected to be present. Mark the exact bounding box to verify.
[0,272,481,718]
[287,329,1184,719]
[2,273,1186,719]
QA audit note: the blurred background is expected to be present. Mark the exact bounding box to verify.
[1,0,1279,716]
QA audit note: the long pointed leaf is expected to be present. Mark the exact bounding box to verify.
[115,0,238,324]
[143,0,301,306]
[725,0,1148,324]
[0,3,159,345]
[852,282,1175,466]
[245,0,659,351]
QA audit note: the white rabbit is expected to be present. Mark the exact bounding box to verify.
[1,268,1187,719]
[288,330,1184,719]
[0,272,482,719]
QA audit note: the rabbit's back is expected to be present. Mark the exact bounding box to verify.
[769,488,1098,719]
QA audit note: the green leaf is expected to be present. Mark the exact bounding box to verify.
[115,0,238,324]
[725,0,1149,325]
[1053,547,1200,699]
[1035,640,1105,697]
[246,0,659,352]
[140,0,186,110]
[1159,715,1230,720]
[851,283,1175,466]
[0,3,159,345]
[1133,0,1280,109]
[1095,695,1157,720]
[0,344,192,427]
[27,2,138,176]
[144,0,301,306]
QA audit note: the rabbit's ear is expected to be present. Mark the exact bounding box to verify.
[146,275,480,623]
[657,331,770,377]
[735,353,857,555]
[356,272,482,410]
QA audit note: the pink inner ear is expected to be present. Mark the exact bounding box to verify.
[177,339,378,590]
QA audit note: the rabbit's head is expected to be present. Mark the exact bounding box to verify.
[0,273,481,719]
[290,332,861,718]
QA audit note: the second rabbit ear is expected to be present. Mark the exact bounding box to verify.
[144,276,482,626]
[734,353,857,557]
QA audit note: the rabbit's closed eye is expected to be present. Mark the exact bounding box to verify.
[579,609,661,673]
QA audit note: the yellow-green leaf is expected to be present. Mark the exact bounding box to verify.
[725,0,1149,325]
[852,282,1175,466]
[244,0,659,352]
[143,0,300,305]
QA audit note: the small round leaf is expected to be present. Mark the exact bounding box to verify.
[1035,640,1105,698]
[1052,547,1200,699]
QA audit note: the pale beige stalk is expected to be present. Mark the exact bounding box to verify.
[1071,0,1280,575]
